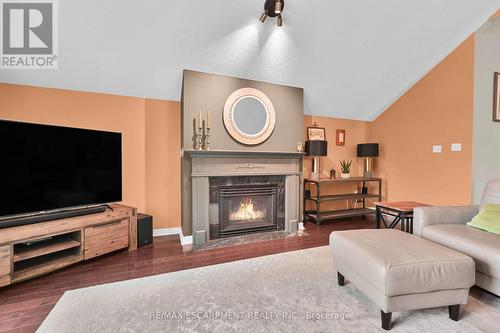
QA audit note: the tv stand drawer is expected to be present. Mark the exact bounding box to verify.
[0,245,11,287]
[84,219,129,260]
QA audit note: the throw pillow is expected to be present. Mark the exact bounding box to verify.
[467,204,500,235]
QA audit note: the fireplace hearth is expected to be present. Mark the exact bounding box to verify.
[209,176,285,239]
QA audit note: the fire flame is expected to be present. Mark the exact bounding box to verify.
[230,198,264,221]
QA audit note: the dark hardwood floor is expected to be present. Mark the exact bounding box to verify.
[0,217,374,333]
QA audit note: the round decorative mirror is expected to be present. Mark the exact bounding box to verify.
[223,88,276,145]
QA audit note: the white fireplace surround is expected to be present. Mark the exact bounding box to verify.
[185,149,303,246]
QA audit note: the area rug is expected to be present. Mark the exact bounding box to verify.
[37,246,500,333]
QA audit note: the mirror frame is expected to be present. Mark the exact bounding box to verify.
[223,88,276,145]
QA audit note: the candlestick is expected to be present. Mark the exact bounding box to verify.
[207,111,211,129]
[197,127,203,150]
[204,127,211,150]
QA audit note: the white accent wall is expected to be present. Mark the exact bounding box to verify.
[473,17,500,203]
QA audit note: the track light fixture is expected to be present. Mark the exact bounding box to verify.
[260,0,284,27]
[259,12,268,23]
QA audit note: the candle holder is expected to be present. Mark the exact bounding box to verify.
[204,127,211,150]
[196,126,203,150]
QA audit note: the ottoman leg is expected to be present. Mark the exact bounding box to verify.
[337,272,345,286]
[449,305,460,321]
[381,310,392,330]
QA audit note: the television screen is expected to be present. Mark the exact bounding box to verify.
[0,120,122,218]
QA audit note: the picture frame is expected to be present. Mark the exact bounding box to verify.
[307,126,326,141]
[336,129,346,146]
[494,72,500,122]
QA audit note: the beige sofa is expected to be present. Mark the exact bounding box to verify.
[413,179,500,297]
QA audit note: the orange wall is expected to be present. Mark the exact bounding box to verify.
[0,83,182,228]
[369,36,475,205]
[145,99,181,229]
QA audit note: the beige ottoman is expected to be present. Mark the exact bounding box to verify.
[329,229,475,330]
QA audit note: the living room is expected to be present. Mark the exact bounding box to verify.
[1,1,500,332]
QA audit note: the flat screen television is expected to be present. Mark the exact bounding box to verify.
[0,120,122,220]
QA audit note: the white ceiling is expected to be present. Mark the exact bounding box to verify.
[1,0,499,120]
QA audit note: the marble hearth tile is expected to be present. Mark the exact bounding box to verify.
[193,230,309,251]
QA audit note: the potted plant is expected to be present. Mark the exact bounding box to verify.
[340,160,352,178]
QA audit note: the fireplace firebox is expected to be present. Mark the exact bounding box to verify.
[209,176,286,239]
[219,184,277,237]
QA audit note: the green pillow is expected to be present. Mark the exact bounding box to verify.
[467,204,500,235]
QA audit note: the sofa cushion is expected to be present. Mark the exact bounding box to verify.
[422,224,500,279]
[330,229,475,297]
[480,179,500,210]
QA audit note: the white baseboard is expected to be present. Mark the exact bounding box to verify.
[153,227,193,245]
[153,227,181,236]
[180,235,193,246]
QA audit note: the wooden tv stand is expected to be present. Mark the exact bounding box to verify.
[0,204,137,287]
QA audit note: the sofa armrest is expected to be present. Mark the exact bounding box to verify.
[413,206,480,237]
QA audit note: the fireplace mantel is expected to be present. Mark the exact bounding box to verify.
[188,151,303,245]
[184,149,305,158]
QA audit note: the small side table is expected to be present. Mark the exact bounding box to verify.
[375,201,429,234]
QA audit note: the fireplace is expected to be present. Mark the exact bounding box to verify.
[209,176,286,239]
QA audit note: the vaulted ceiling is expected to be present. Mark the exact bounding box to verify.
[1,0,499,120]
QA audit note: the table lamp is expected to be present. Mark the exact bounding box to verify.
[357,143,379,178]
[306,140,328,180]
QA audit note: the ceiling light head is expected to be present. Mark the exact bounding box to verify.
[275,0,283,14]
[260,12,268,23]
[277,14,283,27]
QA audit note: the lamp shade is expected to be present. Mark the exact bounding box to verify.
[306,140,328,156]
[357,143,379,157]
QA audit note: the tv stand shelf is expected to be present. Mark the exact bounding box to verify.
[13,249,82,284]
[0,204,137,287]
[14,234,81,262]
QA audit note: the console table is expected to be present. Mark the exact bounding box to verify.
[303,177,382,225]
[0,204,137,287]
